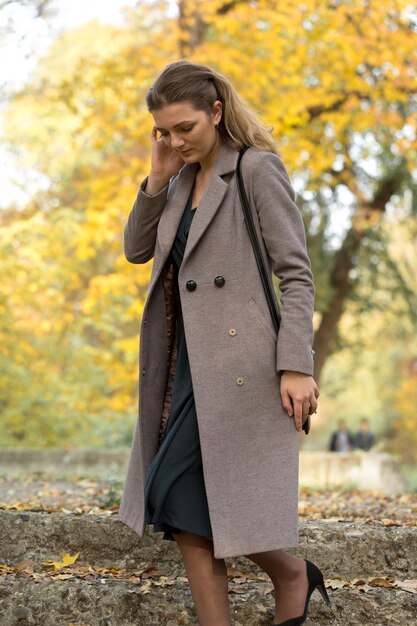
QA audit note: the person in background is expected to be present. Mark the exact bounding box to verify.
[353,418,375,451]
[329,419,354,452]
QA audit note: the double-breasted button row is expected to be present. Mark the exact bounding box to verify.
[185,276,226,291]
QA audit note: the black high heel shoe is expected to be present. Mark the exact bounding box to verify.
[273,558,332,626]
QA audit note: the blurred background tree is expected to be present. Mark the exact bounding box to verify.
[1,0,416,469]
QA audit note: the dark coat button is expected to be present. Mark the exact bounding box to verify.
[214,275,225,287]
[186,280,197,291]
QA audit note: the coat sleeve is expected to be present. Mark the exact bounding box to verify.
[250,151,315,377]
[124,176,170,264]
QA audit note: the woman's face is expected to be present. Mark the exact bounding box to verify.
[152,100,222,163]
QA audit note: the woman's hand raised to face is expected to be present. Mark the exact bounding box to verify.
[280,371,319,432]
[144,127,186,195]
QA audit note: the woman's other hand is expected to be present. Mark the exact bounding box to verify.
[280,371,319,432]
[144,126,186,195]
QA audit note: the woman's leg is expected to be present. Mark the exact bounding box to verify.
[245,549,308,623]
[172,530,231,626]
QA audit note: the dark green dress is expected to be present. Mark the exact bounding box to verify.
[144,180,213,542]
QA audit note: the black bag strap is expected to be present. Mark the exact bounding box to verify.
[236,145,311,435]
[236,146,281,334]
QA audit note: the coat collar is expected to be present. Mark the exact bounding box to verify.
[211,140,240,177]
[157,141,240,267]
[177,140,240,191]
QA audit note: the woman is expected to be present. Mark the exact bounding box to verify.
[117,60,331,626]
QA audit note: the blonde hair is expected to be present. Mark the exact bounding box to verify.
[146,59,279,155]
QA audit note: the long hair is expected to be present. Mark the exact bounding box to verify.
[146,60,279,155]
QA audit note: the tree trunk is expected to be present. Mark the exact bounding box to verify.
[178,0,208,56]
[312,166,402,383]
[313,227,363,383]
[178,0,241,55]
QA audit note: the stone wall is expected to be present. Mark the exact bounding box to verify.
[0,448,410,493]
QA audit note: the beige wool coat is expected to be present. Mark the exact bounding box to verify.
[117,141,315,559]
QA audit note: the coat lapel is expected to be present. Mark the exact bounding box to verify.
[182,142,239,265]
[157,141,239,268]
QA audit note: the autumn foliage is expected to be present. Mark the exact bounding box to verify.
[1,1,416,460]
